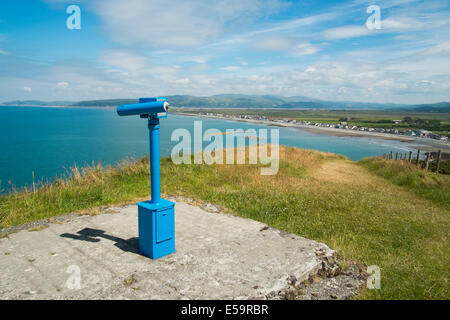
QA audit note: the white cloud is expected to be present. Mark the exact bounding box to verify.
[381,17,427,31]
[394,35,420,41]
[208,12,336,48]
[172,77,190,85]
[324,25,372,40]
[324,14,443,40]
[221,66,242,71]
[93,0,284,48]
[291,43,319,55]
[374,79,408,90]
[252,36,296,51]
[252,37,319,56]
[56,81,69,89]
[2,0,449,104]
[23,86,32,92]
[237,57,248,66]
[101,49,151,74]
[192,57,207,64]
[249,74,272,82]
[417,41,450,59]
[0,48,8,55]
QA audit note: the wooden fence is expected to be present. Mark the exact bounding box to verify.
[382,149,447,174]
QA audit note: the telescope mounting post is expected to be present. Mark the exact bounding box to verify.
[148,115,161,204]
[116,97,175,260]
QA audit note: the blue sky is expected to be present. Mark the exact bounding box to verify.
[0,0,449,104]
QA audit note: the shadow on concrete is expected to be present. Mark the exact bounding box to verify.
[60,228,140,255]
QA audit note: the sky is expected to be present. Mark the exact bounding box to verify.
[0,0,449,104]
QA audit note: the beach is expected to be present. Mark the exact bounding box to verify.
[174,111,450,152]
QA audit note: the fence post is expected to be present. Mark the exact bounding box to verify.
[425,152,430,171]
[395,152,398,160]
[408,151,412,162]
[390,151,393,160]
[435,150,441,174]
[416,150,420,165]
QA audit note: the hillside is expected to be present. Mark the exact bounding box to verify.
[0,146,448,299]
[411,102,450,113]
[71,98,138,107]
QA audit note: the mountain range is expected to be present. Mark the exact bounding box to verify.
[2,95,450,112]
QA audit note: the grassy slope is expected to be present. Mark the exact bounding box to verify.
[0,147,448,299]
[358,157,450,206]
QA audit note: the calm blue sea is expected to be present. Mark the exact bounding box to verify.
[0,106,417,194]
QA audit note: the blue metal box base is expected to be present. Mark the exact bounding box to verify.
[137,199,175,259]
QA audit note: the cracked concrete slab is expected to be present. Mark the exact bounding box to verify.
[0,200,339,299]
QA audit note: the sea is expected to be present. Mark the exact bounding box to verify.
[0,106,419,194]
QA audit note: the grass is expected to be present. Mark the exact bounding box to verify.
[359,157,450,206]
[0,146,449,299]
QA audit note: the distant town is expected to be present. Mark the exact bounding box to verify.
[196,112,449,143]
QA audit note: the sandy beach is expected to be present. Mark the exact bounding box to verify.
[174,111,450,152]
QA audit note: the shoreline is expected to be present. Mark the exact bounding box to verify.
[173,111,450,152]
[3,105,449,151]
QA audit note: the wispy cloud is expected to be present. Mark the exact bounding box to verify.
[324,25,372,40]
[221,66,242,72]
[92,0,286,48]
[207,12,336,48]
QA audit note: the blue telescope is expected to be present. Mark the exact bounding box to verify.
[117,97,175,259]
[117,97,169,117]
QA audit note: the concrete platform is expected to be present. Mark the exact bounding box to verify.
[0,200,337,299]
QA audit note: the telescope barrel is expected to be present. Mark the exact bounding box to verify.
[117,100,169,116]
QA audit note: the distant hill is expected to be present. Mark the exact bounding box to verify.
[409,102,450,113]
[71,99,138,107]
[161,95,407,110]
[166,95,285,108]
[3,96,449,112]
[1,100,75,106]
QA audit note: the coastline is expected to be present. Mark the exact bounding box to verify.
[2,105,448,152]
[173,111,450,152]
